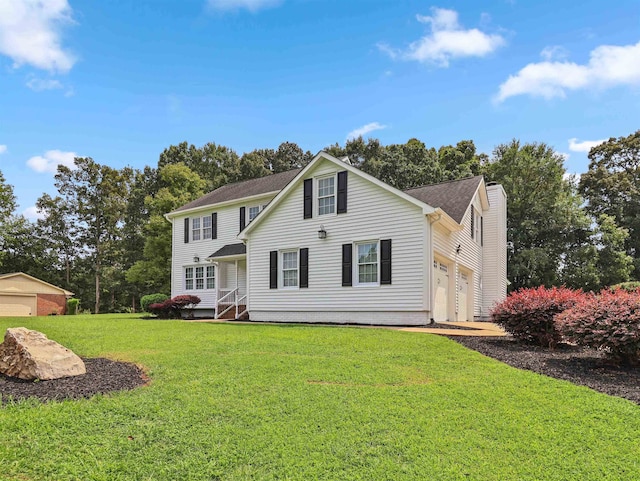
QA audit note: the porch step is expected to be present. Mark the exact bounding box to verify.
[217,304,247,320]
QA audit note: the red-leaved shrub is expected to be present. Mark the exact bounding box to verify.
[491,286,584,347]
[149,295,201,319]
[557,289,640,365]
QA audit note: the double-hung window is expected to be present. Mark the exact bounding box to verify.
[248,205,261,222]
[317,176,335,215]
[356,241,378,285]
[185,267,194,290]
[202,216,212,239]
[282,250,299,288]
[192,218,201,241]
[206,265,215,289]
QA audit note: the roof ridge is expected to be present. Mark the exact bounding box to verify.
[404,174,483,192]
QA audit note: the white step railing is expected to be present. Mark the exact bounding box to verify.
[215,288,247,319]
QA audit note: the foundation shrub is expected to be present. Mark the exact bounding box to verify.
[610,281,640,292]
[149,295,201,319]
[557,289,640,365]
[141,293,169,313]
[66,298,80,315]
[491,286,584,347]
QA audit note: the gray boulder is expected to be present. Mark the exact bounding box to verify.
[0,327,86,380]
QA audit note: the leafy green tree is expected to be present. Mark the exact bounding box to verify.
[579,130,640,278]
[596,214,634,287]
[55,158,133,313]
[126,163,206,293]
[483,140,579,290]
[271,142,312,173]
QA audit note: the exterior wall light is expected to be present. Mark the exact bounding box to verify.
[318,225,327,239]
[193,255,200,263]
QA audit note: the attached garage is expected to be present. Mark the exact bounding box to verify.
[433,260,449,322]
[0,273,73,317]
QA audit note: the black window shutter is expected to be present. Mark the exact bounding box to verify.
[342,243,352,287]
[269,251,278,289]
[212,213,217,239]
[470,205,475,238]
[239,207,246,232]
[184,218,189,243]
[337,170,348,214]
[480,216,484,246]
[303,178,313,219]
[381,239,392,285]
[300,248,309,288]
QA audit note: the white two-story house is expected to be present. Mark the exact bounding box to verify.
[165,151,507,325]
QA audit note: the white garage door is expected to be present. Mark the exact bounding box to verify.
[433,261,449,322]
[0,295,36,317]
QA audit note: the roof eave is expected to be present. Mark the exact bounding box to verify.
[166,191,279,219]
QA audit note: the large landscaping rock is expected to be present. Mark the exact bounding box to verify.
[0,327,86,380]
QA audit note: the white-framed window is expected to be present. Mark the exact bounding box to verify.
[317,175,335,216]
[475,211,481,244]
[184,265,215,290]
[202,216,212,239]
[282,250,299,288]
[248,205,261,222]
[192,218,201,241]
[206,265,215,289]
[356,241,378,285]
[185,267,194,290]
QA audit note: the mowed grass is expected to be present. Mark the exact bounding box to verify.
[0,315,639,481]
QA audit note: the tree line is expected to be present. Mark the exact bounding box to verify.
[0,131,638,313]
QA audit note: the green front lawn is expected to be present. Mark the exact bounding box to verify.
[0,315,638,480]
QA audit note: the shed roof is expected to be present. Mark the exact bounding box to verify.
[208,243,246,259]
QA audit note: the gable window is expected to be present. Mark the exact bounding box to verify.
[318,176,335,215]
[192,218,201,241]
[356,242,378,285]
[184,265,215,290]
[282,250,299,288]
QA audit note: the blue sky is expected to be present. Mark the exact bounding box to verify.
[1,0,639,219]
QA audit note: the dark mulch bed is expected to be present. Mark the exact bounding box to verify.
[0,358,148,404]
[450,336,640,405]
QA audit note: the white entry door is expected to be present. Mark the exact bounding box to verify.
[458,272,469,321]
[433,262,449,322]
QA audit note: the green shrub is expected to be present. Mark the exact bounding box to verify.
[610,281,640,292]
[141,293,169,312]
[66,298,80,315]
[491,286,584,347]
[557,289,640,366]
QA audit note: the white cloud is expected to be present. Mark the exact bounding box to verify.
[540,45,569,61]
[26,77,63,91]
[206,0,282,12]
[26,150,76,174]
[0,144,6,154]
[496,40,640,102]
[378,7,505,67]
[346,122,387,140]
[0,0,76,73]
[568,138,606,153]
[23,205,45,221]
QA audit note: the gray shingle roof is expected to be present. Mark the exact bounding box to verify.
[404,175,484,224]
[208,243,246,259]
[171,169,302,213]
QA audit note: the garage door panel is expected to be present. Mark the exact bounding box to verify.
[0,295,36,317]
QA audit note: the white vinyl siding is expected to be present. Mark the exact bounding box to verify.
[432,194,484,319]
[170,193,275,308]
[247,158,427,316]
[482,185,508,315]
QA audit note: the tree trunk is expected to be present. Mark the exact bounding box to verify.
[95,257,101,314]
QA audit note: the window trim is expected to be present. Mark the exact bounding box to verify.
[317,174,337,217]
[184,264,215,291]
[280,249,299,289]
[189,215,213,242]
[248,205,263,223]
[354,240,380,287]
